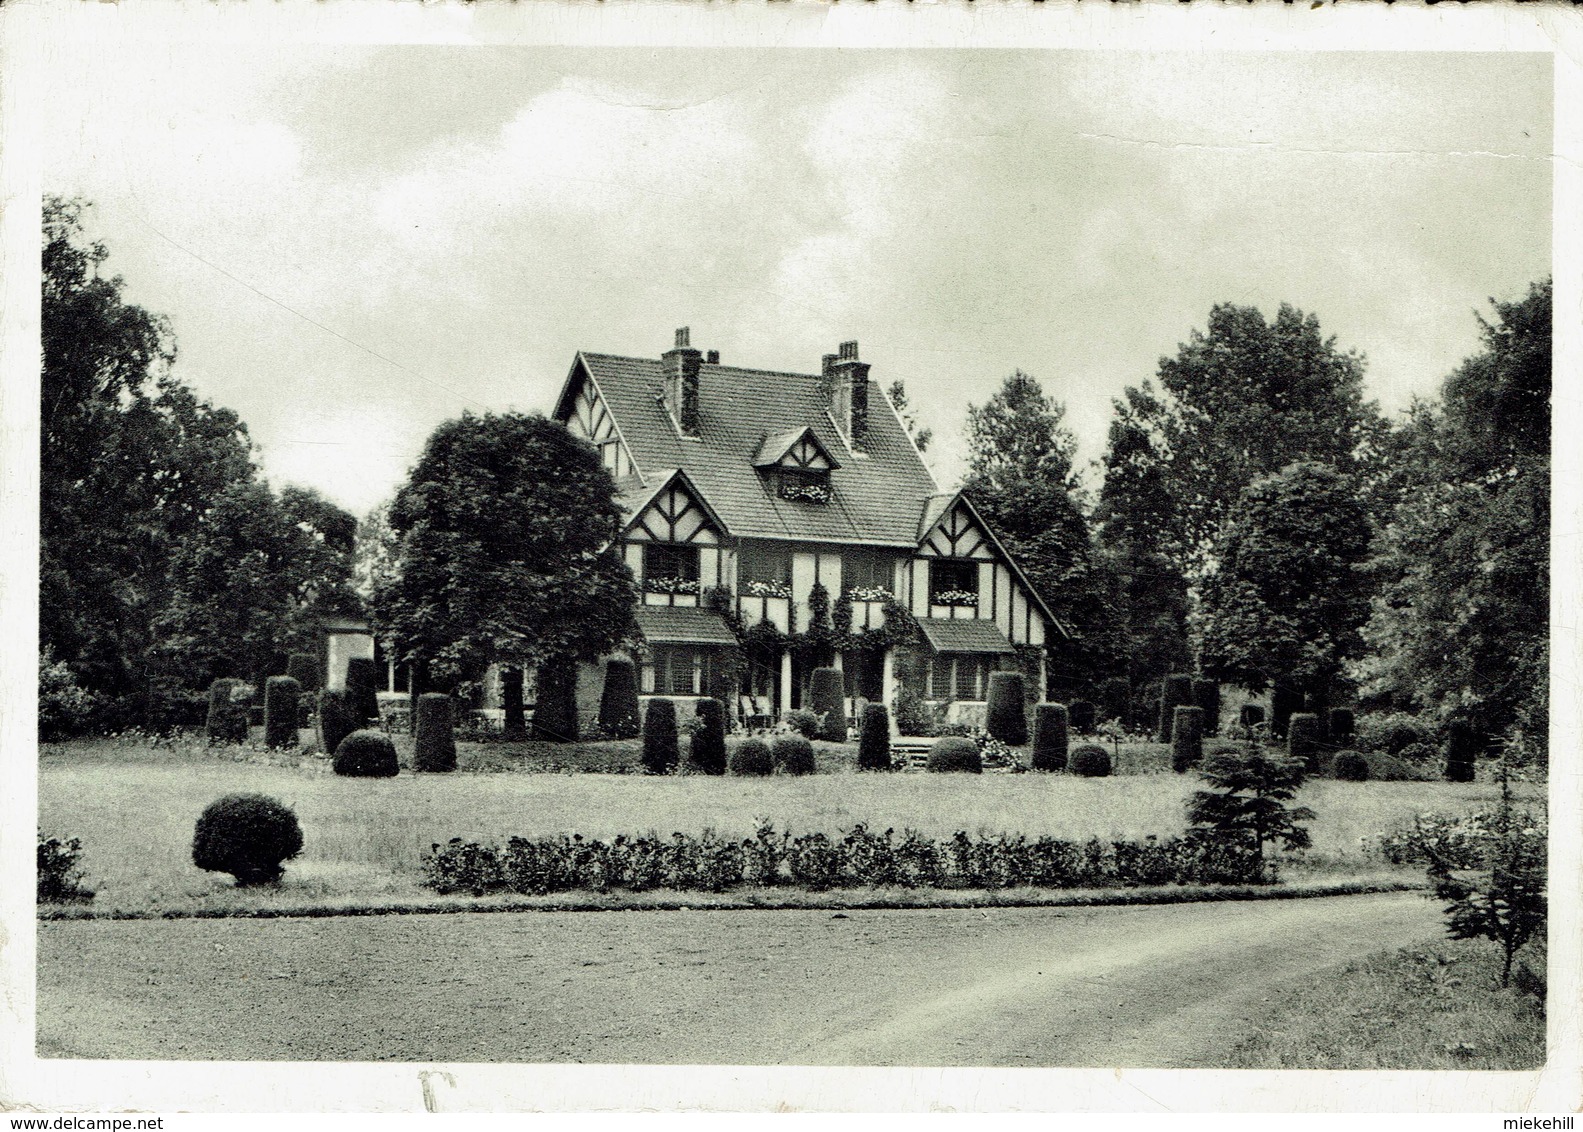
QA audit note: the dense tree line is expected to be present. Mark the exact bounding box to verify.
[40,198,358,733]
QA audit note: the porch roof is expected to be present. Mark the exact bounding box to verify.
[635,606,740,647]
[916,618,1016,655]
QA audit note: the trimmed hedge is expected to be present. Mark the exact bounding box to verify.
[414,692,457,772]
[1238,702,1266,729]
[333,729,399,777]
[286,652,321,692]
[1097,677,1131,727]
[501,667,527,740]
[1444,719,1480,783]
[729,738,773,776]
[687,697,728,775]
[205,678,249,746]
[642,698,679,774]
[1332,750,1370,782]
[772,734,817,776]
[809,667,847,742]
[263,676,301,750]
[191,793,303,886]
[1287,712,1321,775]
[986,672,1028,746]
[1070,745,1112,777]
[1171,705,1205,773]
[1158,674,1193,742]
[1191,678,1220,736]
[343,657,380,725]
[1031,703,1069,772]
[1271,686,1303,740]
[317,689,358,760]
[784,709,821,740]
[531,661,578,743]
[1068,700,1095,735]
[927,736,982,774]
[1329,707,1356,744]
[598,658,641,739]
[858,703,892,771]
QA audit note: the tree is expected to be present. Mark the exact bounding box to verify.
[374,412,639,691]
[1357,280,1550,753]
[1185,746,1314,865]
[886,380,932,452]
[961,371,1106,685]
[1194,462,1373,708]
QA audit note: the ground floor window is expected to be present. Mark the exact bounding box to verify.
[926,652,999,700]
[642,645,723,697]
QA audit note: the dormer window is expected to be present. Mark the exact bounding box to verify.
[777,468,831,504]
[753,426,839,507]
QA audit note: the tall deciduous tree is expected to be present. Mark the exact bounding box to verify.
[1194,462,1374,705]
[1357,280,1550,751]
[374,412,639,693]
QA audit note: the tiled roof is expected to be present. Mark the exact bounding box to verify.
[635,606,740,646]
[575,352,938,546]
[753,426,841,469]
[916,618,1016,655]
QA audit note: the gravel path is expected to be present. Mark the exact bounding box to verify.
[37,892,1441,1066]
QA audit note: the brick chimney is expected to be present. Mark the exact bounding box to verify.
[662,327,702,436]
[823,340,870,449]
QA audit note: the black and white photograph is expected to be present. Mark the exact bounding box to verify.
[4,0,1579,1117]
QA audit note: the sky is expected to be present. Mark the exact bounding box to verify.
[44,46,1552,518]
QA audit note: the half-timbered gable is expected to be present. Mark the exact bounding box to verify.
[556,362,640,482]
[619,470,729,608]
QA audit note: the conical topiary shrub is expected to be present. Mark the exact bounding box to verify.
[1239,702,1266,729]
[414,692,456,772]
[1171,705,1205,773]
[1068,700,1095,736]
[642,698,679,774]
[205,678,249,746]
[985,671,1028,746]
[1271,686,1302,740]
[1191,678,1220,737]
[317,688,358,760]
[501,666,527,740]
[687,697,727,775]
[1158,674,1193,742]
[729,737,773,776]
[263,676,301,750]
[333,729,399,777]
[598,658,641,739]
[531,660,578,743]
[343,657,380,725]
[809,667,847,742]
[1287,712,1321,775]
[857,703,891,770]
[1444,719,1480,783]
[1031,703,1069,772]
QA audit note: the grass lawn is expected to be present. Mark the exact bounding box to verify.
[37,737,1534,916]
[1213,936,1546,1070]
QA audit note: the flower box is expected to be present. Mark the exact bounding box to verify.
[933,589,979,608]
[645,576,700,595]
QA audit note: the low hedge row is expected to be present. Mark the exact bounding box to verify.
[420,823,1268,896]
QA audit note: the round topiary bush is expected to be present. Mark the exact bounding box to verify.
[333,729,399,777]
[858,703,892,771]
[772,734,817,776]
[1287,711,1321,775]
[1067,700,1095,736]
[1238,702,1266,729]
[1171,704,1205,773]
[1031,703,1069,772]
[317,688,358,760]
[985,672,1028,746]
[808,667,847,742]
[343,657,380,725]
[1069,744,1112,778]
[1329,707,1356,744]
[784,708,821,740]
[687,697,728,775]
[414,692,457,772]
[598,658,641,739]
[1332,750,1370,781]
[1191,678,1220,736]
[1158,674,1193,742]
[205,677,249,746]
[729,737,773,776]
[191,793,304,886]
[926,736,981,774]
[263,676,302,750]
[642,698,679,774]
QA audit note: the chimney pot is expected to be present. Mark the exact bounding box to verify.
[675,327,691,349]
[706,350,719,365]
[839,340,859,361]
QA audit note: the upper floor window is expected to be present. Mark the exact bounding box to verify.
[929,559,979,607]
[643,542,699,594]
[739,543,792,598]
[843,549,894,598]
[777,468,831,505]
[598,439,622,474]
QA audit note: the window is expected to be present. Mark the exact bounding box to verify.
[777,469,831,504]
[643,543,700,592]
[842,549,894,597]
[643,646,708,696]
[926,653,996,700]
[739,543,792,589]
[929,559,979,606]
[598,439,622,474]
